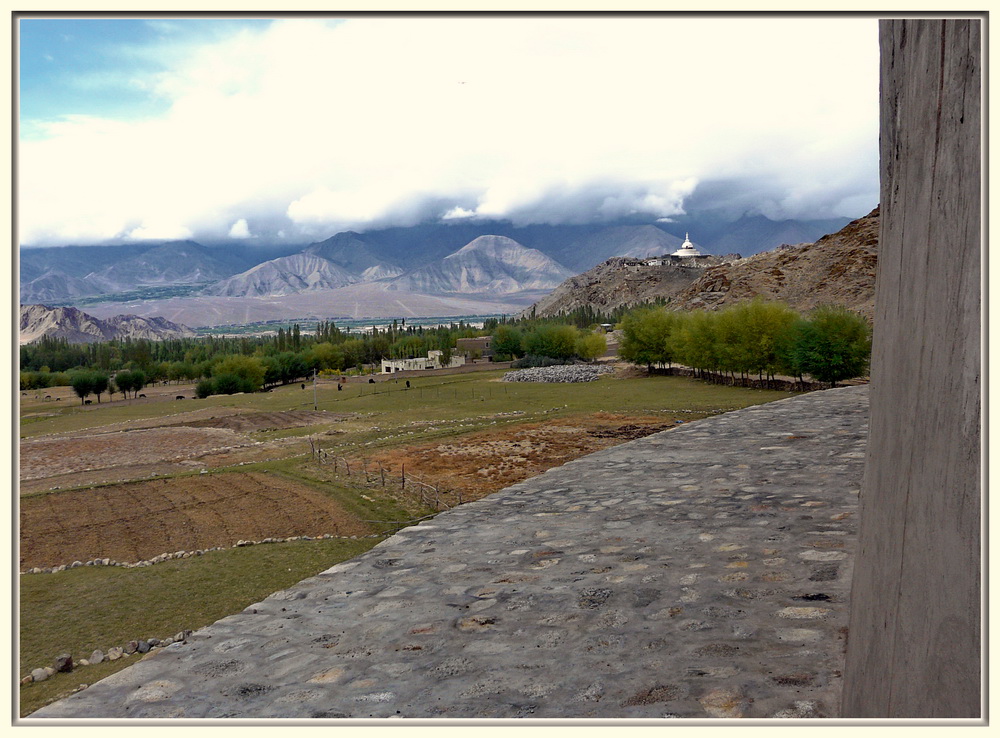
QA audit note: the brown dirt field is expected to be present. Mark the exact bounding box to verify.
[363,414,678,504]
[20,427,259,482]
[20,472,372,569]
[166,410,352,433]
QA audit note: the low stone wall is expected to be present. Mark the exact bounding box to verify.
[502,365,615,383]
[21,533,384,575]
[23,631,194,686]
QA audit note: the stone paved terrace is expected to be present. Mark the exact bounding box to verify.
[30,385,869,720]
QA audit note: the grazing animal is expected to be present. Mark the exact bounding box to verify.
[405,380,411,389]
[139,394,146,398]
[175,395,185,400]
[84,400,92,405]
[44,395,51,400]
[337,384,342,391]
[301,383,306,390]
[368,378,375,384]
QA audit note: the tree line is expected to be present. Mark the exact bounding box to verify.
[616,300,871,387]
[19,320,488,400]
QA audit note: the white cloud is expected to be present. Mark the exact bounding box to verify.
[228,218,252,238]
[18,16,879,245]
[442,207,476,220]
[128,219,193,241]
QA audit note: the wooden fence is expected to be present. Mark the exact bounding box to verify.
[307,439,460,511]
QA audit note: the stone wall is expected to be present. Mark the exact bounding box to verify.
[841,19,981,718]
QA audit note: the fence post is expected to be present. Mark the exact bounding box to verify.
[401,464,405,489]
[379,462,385,487]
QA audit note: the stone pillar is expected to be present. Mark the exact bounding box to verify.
[841,19,981,717]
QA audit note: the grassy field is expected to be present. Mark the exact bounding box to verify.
[19,365,798,716]
[19,538,381,716]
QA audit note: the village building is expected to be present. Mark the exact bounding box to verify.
[380,350,465,374]
[456,336,493,360]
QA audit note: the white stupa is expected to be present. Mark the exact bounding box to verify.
[672,232,702,258]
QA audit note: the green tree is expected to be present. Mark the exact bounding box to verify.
[212,373,254,395]
[91,372,109,403]
[492,325,523,361]
[618,308,678,369]
[212,355,266,392]
[672,310,722,376]
[523,324,578,360]
[575,331,608,362]
[795,306,872,387]
[70,372,95,405]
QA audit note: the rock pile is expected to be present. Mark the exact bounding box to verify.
[502,365,615,383]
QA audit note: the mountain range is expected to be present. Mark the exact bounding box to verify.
[19,304,197,345]
[19,213,855,310]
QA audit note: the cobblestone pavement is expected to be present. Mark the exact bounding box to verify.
[30,386,868,720]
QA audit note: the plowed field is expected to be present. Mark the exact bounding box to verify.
[20,472,371,569]
[20,427,256,482]
[367,415,675,502]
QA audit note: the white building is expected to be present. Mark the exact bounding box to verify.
[381,350,466,374]
[671,233,702,258]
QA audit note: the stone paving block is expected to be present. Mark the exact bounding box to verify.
[29,386,868,720]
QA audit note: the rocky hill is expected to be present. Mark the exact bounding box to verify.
[19,304,197,345]
[389,235,573,295]
[522,208,879,320]
[670,207,879,319]
[520,254,737,319]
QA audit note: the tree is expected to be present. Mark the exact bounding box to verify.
[718,300,798,380]
[212,355,266,392]
[492,325,523,361]
[71,372,95,405]
[91,372,109,403]
[523,324,578,360]
[795,306,872,387]
[672,310,722,376]
[618,308,678,369]
[115,369,146,399]
[575,331,607,362]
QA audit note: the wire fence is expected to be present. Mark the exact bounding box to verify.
[307,438,462,511]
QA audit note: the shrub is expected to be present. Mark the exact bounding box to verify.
[575,331,608,362]
[195,379,216,399]
[512,354,570,369]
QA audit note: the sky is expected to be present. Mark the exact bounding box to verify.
[17,15,880,247]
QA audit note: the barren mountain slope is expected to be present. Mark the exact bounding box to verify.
[522,208,879,320]
[671,207,879,319]
[520,255,736,319]
[203,254,359,297]
[391,235,573,295]
[19,304,197,344]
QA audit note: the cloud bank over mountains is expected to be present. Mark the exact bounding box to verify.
[19,16,879,246]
